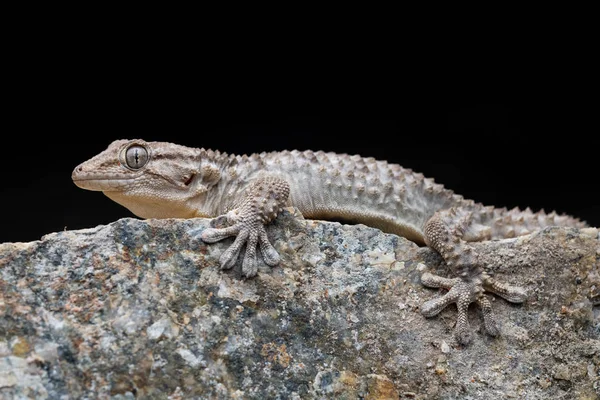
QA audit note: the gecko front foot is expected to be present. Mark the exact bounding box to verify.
[201,216,280,277]
[420,271,527,345]
[201,177,290,277]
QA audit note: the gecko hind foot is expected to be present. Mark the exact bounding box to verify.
[421,209,528,344]
[420,271,527,345]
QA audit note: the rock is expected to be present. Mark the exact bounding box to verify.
[0,209,599,399]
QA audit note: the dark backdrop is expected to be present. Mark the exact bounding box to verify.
[1,107,597,244]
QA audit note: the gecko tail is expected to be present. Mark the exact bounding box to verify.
[462,205,587,241]
[490,206,586,239]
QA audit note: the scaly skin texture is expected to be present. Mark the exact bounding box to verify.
[72,139,587,345]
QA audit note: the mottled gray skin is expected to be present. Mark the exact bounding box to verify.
[72,139,587,344]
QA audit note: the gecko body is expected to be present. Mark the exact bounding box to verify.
[72,139,586,344]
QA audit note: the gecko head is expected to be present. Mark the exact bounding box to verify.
[72,139,222,218]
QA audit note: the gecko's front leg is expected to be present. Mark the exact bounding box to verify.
[420,208,527,345]
[201,177,290,277]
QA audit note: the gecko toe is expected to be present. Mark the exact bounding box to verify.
[258,229,280,266]
[219,245,241,270]
[483,276,528,303]
[478,295,500,337]
[242,256,258,277]
[456,324,472,345]
[201,225,240,243]
[421,288,460,317]
[241,232,259,277]
[218,230,248,270]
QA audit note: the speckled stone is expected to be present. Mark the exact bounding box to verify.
[0,210,598,399]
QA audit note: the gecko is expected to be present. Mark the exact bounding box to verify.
[72,139,587,345]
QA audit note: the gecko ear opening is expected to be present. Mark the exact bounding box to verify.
[183,163,221,195]
[184,174,196,186]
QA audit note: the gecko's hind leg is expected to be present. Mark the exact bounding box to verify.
[420,208,527,345]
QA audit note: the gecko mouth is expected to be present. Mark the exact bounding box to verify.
[72,170,141,192]
[73,178,136,191]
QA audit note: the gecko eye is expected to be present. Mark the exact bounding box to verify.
[125,145,149,169]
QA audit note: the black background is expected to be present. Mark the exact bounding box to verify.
[1,106,597,244]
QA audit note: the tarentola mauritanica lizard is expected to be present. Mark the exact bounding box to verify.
[72,139,587,345]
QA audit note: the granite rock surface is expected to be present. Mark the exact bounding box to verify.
[0,209,599,399]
